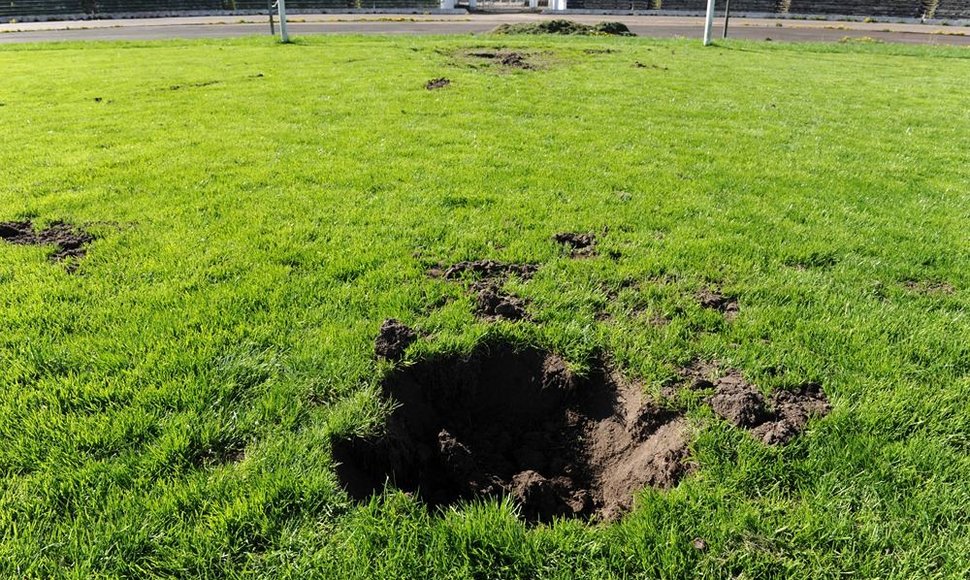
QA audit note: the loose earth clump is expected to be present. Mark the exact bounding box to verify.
[688,365,830,445]
[425,77,451,90]
[0,220,95,267]
[374,319,418,361]
[696,288,739,320]
[553,232,597,258]
[332,341,690,523]
[474,282,529,320]
[440,259,538,281]
[433,260,538,321]
[491,20,634,37]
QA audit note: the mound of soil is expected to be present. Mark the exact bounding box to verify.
[425,78,451,90]
[701,368,830,445]
[696,288,739,320]
[0,220,94,266]
[491,20,634,37]
[553,232,596,258]
[332,341,690,522]
[474,282,529,321]
[374,319,418,361]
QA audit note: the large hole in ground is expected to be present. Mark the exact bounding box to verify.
[332,340,690,522]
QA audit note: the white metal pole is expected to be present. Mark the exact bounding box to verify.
[277,0,289,43]
[703,0,716,45]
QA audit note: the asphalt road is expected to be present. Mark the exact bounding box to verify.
[1,13,969,45]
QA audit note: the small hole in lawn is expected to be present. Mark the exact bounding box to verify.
[0,220,95,270]
[332,339,690,523]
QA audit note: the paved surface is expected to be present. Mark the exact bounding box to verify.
[1,13,969,45]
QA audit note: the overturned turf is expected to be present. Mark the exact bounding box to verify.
[696,288,739,320]
[0,220,94,266]
[491,20,635,37]
[553,232,597,258]
[434,259,537,321]
[331,341,690,522]
[681,362,831,446]
[425,77,451,90]
[374,319,418,361]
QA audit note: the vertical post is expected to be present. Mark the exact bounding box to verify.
[722,0,730,38]
[277,0,289,43]
[703,0,715,45]
[268,0,274,36]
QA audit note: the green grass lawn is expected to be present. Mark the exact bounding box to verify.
[1,34,968,578]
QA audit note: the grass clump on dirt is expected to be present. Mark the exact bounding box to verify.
[0,34,968,578]
[491,19,635,36]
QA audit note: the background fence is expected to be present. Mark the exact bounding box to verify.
[2,0,967,20]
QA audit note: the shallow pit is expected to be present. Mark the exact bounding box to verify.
[0,220,94,268]
[332,340,690,523]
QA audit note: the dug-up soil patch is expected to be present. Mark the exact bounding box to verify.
[374,319,418,361]
[0,220,94,267]
[425,77,451,90]
[902,279,955,295]
[681,362,830,446]
[464,50,537,70]
[490,20,634,37]
[332,341,690,523]
[431,260,538,321]
[553,232,597,258]
[696,288,739,320]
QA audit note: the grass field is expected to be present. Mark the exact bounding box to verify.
[1,34,969,578]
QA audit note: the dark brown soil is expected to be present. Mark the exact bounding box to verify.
[332,341,690,523]
[473,282,529,321]
[441,259,538,282]
[707,371,770,428]
[425,77,451,90]
[374,319,417,361]
[696,288,739,320]
[675,360,829,445]
[553,232,597,258]
[433,260,538,321]
[698,367,829,446]
[467,50,534,70]
[0,220,95,267]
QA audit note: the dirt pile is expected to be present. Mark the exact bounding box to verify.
[0,220,94,266]
[332,341,690,522]
[490,20,635,37]
[425,78,451,90]
[684,364,830,446]
[553,232,596,258]
[374,319,418,361]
